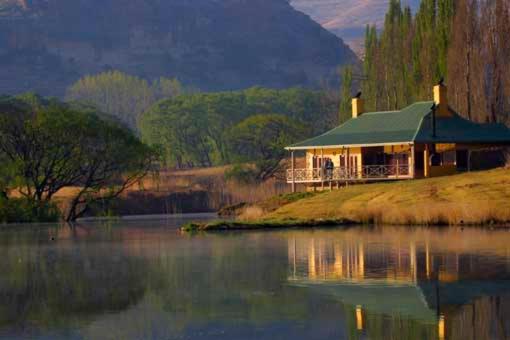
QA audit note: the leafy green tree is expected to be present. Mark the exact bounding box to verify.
[225,114,306,181]
[139,87,337,169]
[361,0,455,111]
[66,71,185,130]
[0,94,156,221]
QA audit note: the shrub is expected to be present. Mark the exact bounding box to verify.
[224,164,258,184]
[0,198,60,224]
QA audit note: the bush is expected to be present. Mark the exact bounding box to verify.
[224,164,258,184]
[0,198,60,224]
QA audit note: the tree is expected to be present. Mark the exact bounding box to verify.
[66,71,185,130]
[225,114,306,181]
[64,119,156,221]
[0,94,155,221]
[339,66,353,124]
[448,0,510,124]
[361,0,455,111]
[139,87,337,169]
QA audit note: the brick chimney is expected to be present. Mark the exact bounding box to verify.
[352,97,364,119]
[433,84,451,117]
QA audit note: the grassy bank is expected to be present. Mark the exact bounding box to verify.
[195,168,510,231]
[265,168,510,226]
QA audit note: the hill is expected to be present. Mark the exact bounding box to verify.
[291,0,420,54]
[0,0,357,96]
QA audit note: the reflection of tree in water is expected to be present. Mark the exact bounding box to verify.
[145,235,312,325]
[82,232,351,339]
[2,225,509,339]
[0,226,148,332]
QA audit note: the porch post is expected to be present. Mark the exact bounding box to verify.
[346,148,350,181]
[411,144,415,178]
[321,148,324,190]
[291,150,296,193]
[467,150,472,172]
[424,144,430,178]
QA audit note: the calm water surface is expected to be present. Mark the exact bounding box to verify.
[1,215,510,340]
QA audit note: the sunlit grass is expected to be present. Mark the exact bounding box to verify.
[267,168,510,226]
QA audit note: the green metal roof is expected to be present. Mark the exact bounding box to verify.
[288,101,510,149]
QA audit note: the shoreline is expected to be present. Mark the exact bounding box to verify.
[180,218,510,232]
[184,168,510,232]
[181,219,355,232]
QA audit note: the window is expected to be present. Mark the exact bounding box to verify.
[440,150,456,165]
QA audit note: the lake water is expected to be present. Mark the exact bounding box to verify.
[1,215,509,340]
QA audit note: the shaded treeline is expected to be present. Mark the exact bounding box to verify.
[341,0,510,125]
[139,87,338,169]
[67,72,339,181]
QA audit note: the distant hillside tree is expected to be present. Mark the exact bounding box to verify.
[66,71,185,130]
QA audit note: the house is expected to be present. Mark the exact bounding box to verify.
[287,235,510,338]
[286,84,510,191]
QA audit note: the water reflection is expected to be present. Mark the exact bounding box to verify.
[0,222,509,339]
[287,227,510,339]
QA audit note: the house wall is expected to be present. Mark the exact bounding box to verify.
[305,146,416,172]
[430,165,457,177]
[301,143,473,180]
[418,143,459,178]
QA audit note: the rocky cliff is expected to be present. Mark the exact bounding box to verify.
[0,0,357,96]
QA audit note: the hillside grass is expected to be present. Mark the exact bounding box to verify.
[263,168,510,226]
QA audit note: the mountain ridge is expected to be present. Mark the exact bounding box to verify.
[0,0,358,96]
[291,0,420,54]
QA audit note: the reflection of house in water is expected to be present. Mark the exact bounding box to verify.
[287,232,510,339]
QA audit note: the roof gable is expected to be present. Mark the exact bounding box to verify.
[288,101,510,149]
[415,112,510,144]
[288,101,433,149]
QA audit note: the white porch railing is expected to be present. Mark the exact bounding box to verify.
[286,165,411,183]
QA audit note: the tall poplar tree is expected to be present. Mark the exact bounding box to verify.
[339,66,353,124]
